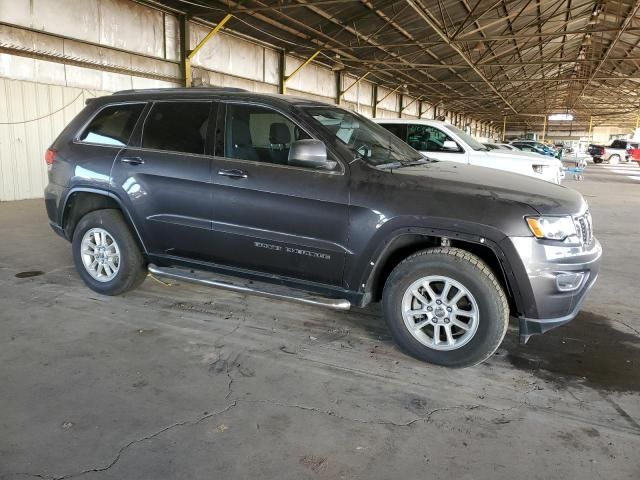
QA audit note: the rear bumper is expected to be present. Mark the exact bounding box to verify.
[507,236,602,343]
[44,182,69,240]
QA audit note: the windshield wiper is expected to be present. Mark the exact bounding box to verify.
[376,158,433,170]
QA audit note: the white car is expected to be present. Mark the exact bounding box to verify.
[374,119,564,184]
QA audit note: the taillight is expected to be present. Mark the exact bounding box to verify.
[45,148,57,171]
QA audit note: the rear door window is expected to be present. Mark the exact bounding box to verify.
[79,103,145,146]
[142,102,212,155]
[379,123,407,142]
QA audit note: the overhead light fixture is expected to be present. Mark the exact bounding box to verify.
[548,113,574,121]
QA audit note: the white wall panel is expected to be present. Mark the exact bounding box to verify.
[0,78,109,201]
[191,26,267,84]
[1,0,169,59]
[196,68,278,94]
[285,55,335,99]
[99,0,165,57]
[376,87,398,113]
[0,0,31,26]
[32,0,101,44]
[286,88,334,104]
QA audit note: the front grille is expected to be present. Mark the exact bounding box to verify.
[574,211,593,245]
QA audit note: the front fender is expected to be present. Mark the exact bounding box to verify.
[351,220,529,317]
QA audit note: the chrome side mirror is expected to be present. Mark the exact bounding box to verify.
[288,140,337,170]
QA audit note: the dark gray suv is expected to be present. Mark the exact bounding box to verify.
[44,88,601,367]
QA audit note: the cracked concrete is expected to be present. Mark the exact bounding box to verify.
[1,169,640,479]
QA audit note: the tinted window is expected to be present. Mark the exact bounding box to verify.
[142,102,211,155]
[225,104,311,165]
[407,124,462,152]
[380,123,406,141]
[79,103,144,146]
[610,140,627,149]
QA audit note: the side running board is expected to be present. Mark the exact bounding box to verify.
[148,264,351,311]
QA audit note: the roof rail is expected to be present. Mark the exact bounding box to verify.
[112,87,249,95]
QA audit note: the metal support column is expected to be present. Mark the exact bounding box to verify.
[184,13,232,87]
[372,84,378,118]
[588,115,593,143]
[338,71,369,102]
[278,51,286,94]
[502,116,506,142]
[541,115,547,142]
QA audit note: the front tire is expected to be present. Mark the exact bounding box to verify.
[609,154,620,165]
[382,247,509,368]
[72,209,147,295]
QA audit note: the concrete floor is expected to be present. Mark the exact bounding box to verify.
[1,162,639,479]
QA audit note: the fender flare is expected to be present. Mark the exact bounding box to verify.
[360,226,526,316]
[61,186,148,253]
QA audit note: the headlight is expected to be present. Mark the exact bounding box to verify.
[526,216,577,241]
[532,164,545,174]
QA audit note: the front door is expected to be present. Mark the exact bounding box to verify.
[111,100,215,261]
[208,102,349,286]
[407,124,469,164]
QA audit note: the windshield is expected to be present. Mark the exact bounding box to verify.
[443,124,486,151]
[302,106,423,166]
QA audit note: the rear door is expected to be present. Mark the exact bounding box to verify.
[111,100,215,260]
[208,102,350,286]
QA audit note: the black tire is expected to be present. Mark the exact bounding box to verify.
[382,247,509,368]
[72,209,147,295]
[593,157,603,164]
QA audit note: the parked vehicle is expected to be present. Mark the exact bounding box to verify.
[375,119,564,184]
[483,143,516,151]
[44,88,601,367]
[511,140,559,158]
[587,144,605,159]
[590,139,639,164]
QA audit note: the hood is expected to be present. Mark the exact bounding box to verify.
[488,150,562,167]
[392,161,584,215]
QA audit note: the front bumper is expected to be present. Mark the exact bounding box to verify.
[507,236,602,343]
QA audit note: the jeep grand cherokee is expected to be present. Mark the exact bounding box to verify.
[44,88,602,367]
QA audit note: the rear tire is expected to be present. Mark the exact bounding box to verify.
[72,209,147,295]
[382,247,509,368]
[592,157,603,164]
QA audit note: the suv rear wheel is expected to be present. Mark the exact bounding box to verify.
[382,247,508,367]
[72,209,147,295]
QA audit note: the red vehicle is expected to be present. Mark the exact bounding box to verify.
[629,146,640,164]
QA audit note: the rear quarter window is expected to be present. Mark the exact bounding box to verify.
[79,103,145,146]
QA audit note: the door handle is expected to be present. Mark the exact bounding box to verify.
[218,169,248,179]
[120,156,144,165]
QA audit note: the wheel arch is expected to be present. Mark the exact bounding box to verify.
[362,229,524,317]
[61,187,147,253]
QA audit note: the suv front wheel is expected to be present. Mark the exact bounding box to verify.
[383,247,509,367]
[72,209,147,295]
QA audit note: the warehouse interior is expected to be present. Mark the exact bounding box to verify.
[1,1,639,479]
